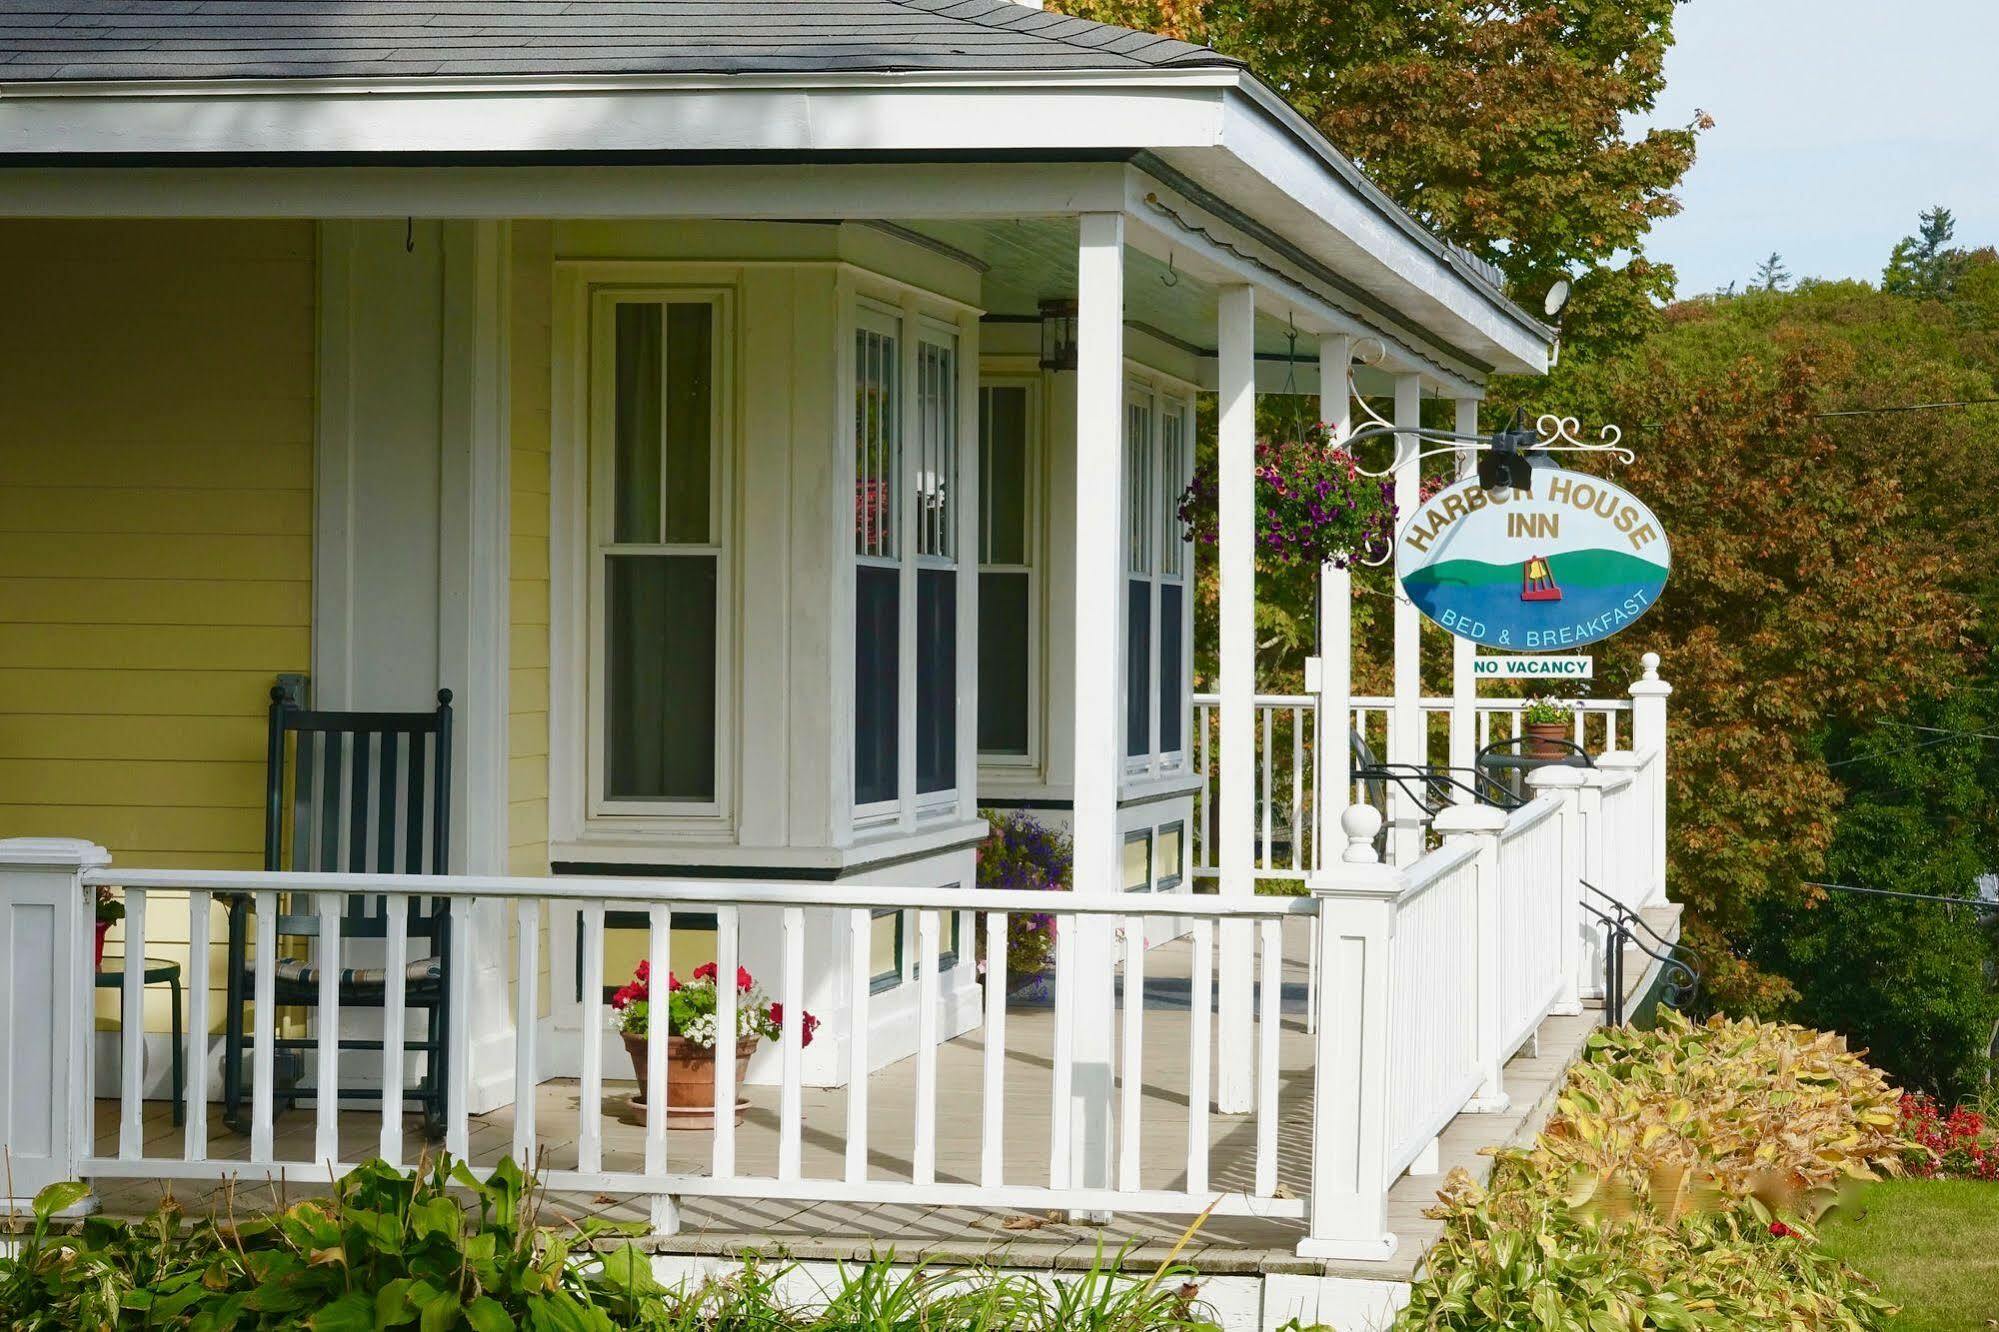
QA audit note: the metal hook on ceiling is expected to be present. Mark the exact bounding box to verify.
[405,217,415,254]
[1161,250,1180,289]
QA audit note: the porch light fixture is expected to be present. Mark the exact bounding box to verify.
[1478,411,1540,499]
[1038,298,1078,372]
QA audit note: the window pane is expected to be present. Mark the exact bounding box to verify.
[1123,832,1152,892]
[1158,823,1184,888]
[855,564,900,805]
[662,303,712,544]
[613,304,662,544]
[1126,398,1153,574]
[1160,583,1184,754]
[917,341,956,561]
[855,327,898,559]
[978,571,1030,756]
[870,908,902,991]
[605,554,717,801]
[1160,408,1186,577]
[917,567,957,794]
[1126,578,1151,758]
[980,386,1028,566]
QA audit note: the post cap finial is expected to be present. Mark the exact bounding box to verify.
[1340,804,1384,863]
[1641,652,1660,680]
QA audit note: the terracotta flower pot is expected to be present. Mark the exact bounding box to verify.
[94,919,110,970]
[621,1032,756,1130]
[1525,721,1570,759]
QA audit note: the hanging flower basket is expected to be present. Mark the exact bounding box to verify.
[1177,422,1398,570]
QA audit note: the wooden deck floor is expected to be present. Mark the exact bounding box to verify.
[89,910,1675,1283]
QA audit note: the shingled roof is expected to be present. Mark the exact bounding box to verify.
[0,0,1239,82]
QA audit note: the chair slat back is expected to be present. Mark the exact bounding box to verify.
[264,688,455,937]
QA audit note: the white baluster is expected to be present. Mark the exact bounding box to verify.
[980,911,1008,1189]
[578,901,604,1173]
[1186,917,1211,1194]
[646,904,675,1232]
[250,889,277,1164]
[1260,706,1274,871]
[1254,916,1282,1196]
[184,889,211,1161]
[778,906,804,1182]
[513,898,539,1164]
[118,887,146,1160]
[314,892,341,1167]
[1049,918,1074,1188]
[1117,917,1145,1191]
[914,909,939,1186]
[712,905,738,1176]
[445,900,471,1161]
[845,908,871,1184]
[381,893,408,1167]
[1290,708,1305,873]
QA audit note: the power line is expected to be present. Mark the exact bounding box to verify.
[1806,880,1998,911]
[1823,731,1979,768]
[1813,397,1999,419]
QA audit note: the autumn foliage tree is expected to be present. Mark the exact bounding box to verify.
[1053,0,1704,355]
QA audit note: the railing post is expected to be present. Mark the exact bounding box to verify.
[1527,767,1587,1015]
[0,839,110,1216]
[1576,771,1608,1003]
[1628,652,1672,906]
[1298,806,1400,1261]
[1432,804,1509,1113]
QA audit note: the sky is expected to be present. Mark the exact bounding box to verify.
[1635,0,1999,297]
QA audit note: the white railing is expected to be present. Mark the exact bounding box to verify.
[1190,691,1635,879]
[1380,839,1481,1179]
[1490,796,1568,1062]
[2,856,1316,1231]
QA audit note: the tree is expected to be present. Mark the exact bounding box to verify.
[1052,0,1705,357]
[1884,205,1968,301]
[1496,282,1993,1010]
[1753,252,1791,292]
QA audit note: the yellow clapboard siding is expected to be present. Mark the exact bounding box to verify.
[0,533,312,582]
[0,669,288,717]
[508,710,548,759]
[0,758,264,809]
[0,579,309,627]
[511,448,551,495]
[0,715,268,762]
[0,221,314,1039]
[512,668,548,714]
[509,577,549,625]
[508,754,549,802]
[0,488,312,536]
[507,798,548,850]
[0,804,266,855]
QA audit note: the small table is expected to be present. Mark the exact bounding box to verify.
[1478,751,1592,802]
[96,957,184,1126]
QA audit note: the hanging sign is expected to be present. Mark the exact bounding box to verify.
[1475,654,1594,680]
[1394,470,1669,650]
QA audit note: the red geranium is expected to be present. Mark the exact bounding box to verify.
[767,1002,820,1048]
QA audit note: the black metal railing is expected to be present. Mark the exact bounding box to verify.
[1579,880,1699,1026]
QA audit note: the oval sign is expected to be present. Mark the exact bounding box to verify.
[1394,470,1670,650]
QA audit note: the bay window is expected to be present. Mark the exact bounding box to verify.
[976,381,1035,763]
[853,299,963,821]
[590,293,727,816]
[1124,381,1194,777]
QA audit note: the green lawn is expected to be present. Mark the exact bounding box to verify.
[1818,1179,1999,1331]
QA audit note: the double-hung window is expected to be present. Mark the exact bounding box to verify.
[853,301,962,821]
[591,293,728,817]
[976,381,1035,763]
[1124,382,1194,777]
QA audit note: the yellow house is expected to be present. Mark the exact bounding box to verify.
[0,5,1685,1291]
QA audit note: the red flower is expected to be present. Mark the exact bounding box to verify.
[692,962,718,983]
[767,1002,820,1048]
[666,971,682,992]
[1769,1221,1793,1238]
[737,964,754,993]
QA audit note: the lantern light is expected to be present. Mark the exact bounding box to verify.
[1037,298,1078,372]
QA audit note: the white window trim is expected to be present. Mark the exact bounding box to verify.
[852,298,906,831]
[1121,374,1197,784]
[974,373,1042,771]
[552,266,740,845]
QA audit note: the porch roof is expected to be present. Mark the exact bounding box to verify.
[0,0,1234,81]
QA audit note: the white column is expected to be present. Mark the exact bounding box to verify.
[1449,396,1480,796]
[1434,803,1510,1112]
[1215,282,1258,1113]
[1070,211,1126,1191]
[1316,334,1354,866]
[1629,652,1673,906]
[1298,806,1398,1261]
[1389,373,1425,864]
[0,839,109,1215]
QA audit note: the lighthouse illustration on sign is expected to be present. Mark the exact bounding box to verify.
[1520,554,1562,601]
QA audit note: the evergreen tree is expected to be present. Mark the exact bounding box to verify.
[1753,252,1791,292]
[1884,205,1967,300]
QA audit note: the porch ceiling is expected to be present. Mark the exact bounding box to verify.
[920,216,1413,397]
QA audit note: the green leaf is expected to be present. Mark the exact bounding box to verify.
[31,1181,90,1221]
[374,1277,418,1328]
[310,1291,378,1332]
[463,1296,515,1332]
[408,1196,463,1245]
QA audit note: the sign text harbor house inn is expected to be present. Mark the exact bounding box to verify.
[1394,469,1671,650]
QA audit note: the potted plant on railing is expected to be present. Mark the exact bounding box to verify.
[1177,422,1399,571]
[1521,697,1574,759]
[94,885,123,970]
[609,960,817,1129]
[974,809,1071,1005]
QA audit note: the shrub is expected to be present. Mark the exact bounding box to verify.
[1399,1012,1918,1331]
[975,808,1073,975]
